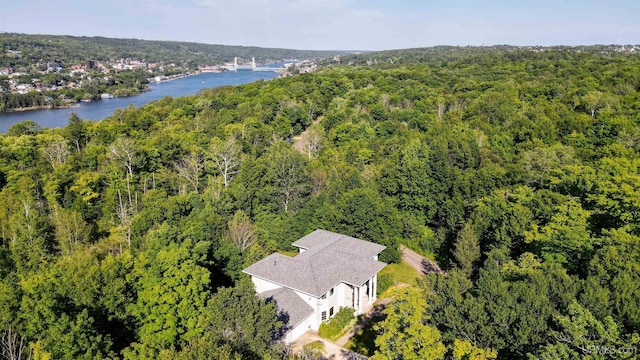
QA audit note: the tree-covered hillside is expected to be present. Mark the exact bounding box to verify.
[1,47,639,359]
[0,33,345,69]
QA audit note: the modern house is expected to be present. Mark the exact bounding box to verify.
[243,230,386,344]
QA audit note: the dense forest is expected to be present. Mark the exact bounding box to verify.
[1,47,640,359]
[0,33,344,70]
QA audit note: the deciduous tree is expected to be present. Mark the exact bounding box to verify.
[373,287,446,360]
[227,210,256,253]
[209,137,241,188]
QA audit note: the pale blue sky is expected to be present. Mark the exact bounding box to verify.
[1,0,638,50]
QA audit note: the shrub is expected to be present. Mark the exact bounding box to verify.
[377,273,393,296]
[302,341,325,358]
[318,307,355,340]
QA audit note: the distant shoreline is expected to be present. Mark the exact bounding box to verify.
[149,72,201,83]
[0,74,193,114]
[3,104,80,113]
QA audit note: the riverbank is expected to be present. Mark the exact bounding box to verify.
[2,103,80,113]
[148,72,200,83]
[2,82,154,114]
[2,74,189,114]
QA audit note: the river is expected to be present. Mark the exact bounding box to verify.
[0,70,278,133]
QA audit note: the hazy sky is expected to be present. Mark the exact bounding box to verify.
[1,0,638,50]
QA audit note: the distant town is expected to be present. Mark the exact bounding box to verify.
[1,52,318,93]
[0,50,319,112]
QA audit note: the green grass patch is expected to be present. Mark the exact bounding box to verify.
[344,313,385,356]
[378,261,421,287]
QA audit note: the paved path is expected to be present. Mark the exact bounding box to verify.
[290,331,367,360]
[334,298,392,347]
[400,245,444,275]
[290,296,395,359]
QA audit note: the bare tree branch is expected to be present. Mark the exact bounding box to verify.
[209,138,241,187]
[228,210,256,253]
[174,152,204,193]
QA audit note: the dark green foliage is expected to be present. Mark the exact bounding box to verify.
[0,92,47,112]
[7,120,42,136]
[333,188,402,263]
[204,279,282,358]
[424,257,580,359]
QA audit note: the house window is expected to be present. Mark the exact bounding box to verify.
[321,293,326,299]
[321,311,327,321]
[329,288,334,296]
[330,307,334,317]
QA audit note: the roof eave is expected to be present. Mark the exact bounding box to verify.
[245,273,322,298]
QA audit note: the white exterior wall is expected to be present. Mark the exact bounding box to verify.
[354,276,376,315]
[326,283,351,311]
[335,282,351,309]
[314,282,353,322]
[371,274,378,302]
[251,274,382,344]
[291,282,357,333]
[314,292,325,329]
[285,313,315,344]
[358,282,366,314]
[293,289,321,330]
[252,276,282,294]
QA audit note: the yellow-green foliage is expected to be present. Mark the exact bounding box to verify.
[452,339,497,360]
[372,287,446,360]
[318,307,355,340]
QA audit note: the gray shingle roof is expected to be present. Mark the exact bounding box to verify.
[243,230,386,297]
[262,287,314,328]
[292,230,386,258]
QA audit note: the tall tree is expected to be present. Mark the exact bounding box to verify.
[373,287,447,360]
[454,223,481,277]
[209,137,241,188]
[227,210,257,253]
[174,151,204,193]
[64,113,88,153]
[204,279,281,358]
[126,229,211,358]
[265,142,309,213]
[299,123,325,159]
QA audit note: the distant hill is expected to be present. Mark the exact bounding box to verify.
[324,44,639,67]
[0,33,348,69]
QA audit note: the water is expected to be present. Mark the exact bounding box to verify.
[0,70,278,133]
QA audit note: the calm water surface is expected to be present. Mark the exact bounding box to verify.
[0,70,278,133]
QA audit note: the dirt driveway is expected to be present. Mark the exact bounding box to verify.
[400,245,444,275]
[290,331,367,360]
